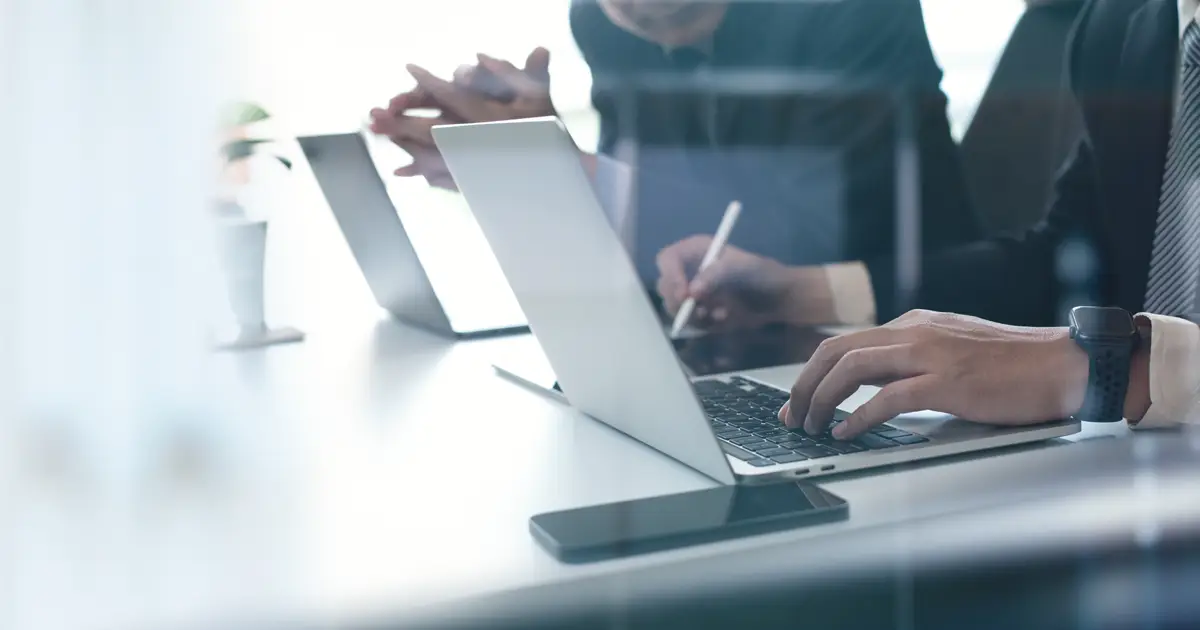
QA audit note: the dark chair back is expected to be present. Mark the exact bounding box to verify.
[959,0,1087,235]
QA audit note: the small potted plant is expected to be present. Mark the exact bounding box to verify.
[213,102,303,349]
[215,102,292,217]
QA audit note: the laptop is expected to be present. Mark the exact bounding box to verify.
[493,325,831,404]
[432,117,1079,484]
[298,132,528,339]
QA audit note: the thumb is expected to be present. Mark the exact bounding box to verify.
[524,47,551,82]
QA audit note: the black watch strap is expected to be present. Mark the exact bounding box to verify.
[1075,345,1133,423]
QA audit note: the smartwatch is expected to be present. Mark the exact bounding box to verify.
[1068,306,1140,423]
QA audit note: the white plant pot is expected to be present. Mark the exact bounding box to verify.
[217,216,268,337]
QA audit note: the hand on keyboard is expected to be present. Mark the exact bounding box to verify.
[697,377,927,467]
[778,310,1089,440]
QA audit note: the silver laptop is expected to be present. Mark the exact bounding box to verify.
[432,117,1079,484]
[299,132,528,339]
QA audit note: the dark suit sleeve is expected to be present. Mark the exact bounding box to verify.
[867,136,1100,326]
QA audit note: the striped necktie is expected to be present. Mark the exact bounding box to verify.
[1146,23,1200,317]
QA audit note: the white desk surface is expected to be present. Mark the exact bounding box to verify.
[11,317,1138,630]
[7,175,1140,630]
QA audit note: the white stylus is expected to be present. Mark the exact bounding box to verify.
[669,200,742,339]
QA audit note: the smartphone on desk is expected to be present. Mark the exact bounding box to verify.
[530,482,848,563]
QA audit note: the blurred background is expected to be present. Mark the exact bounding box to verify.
[224,0,1026,334]
[234,0,1022,138]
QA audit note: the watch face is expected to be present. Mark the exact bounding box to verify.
[1071,307,1136,336]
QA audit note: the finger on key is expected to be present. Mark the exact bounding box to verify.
[804,344,921,435]
[832,375,938,439]
[785,327,904,430]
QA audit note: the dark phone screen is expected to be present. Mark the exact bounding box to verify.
[532,483,845,551]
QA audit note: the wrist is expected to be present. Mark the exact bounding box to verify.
[1052,328,1091,419]
[779,265,838,327]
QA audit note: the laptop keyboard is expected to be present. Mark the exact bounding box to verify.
[695,377,930,468]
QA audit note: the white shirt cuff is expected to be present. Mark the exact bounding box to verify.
[1132,313,1200,429]
[824,261,877,325]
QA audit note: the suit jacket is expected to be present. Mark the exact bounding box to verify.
[569,0,981,283]
[883,0,1181,325]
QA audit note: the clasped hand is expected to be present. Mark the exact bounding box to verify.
[368,48,555,191]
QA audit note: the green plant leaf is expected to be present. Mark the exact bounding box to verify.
[221,138,269,162]
[222,102,271,127]
[221,138,293,170]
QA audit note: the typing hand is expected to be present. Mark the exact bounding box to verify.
[368,48,554,191]
[655,235,829,331]
[778,310,1090,440]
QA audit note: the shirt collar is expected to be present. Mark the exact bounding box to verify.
[1181,0,1199,39]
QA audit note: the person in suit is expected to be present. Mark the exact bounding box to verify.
[369,0,981,290]
[672,0,1199,438]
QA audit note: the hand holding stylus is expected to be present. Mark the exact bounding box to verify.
[657,206,838,332]
[669,201,742,338]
